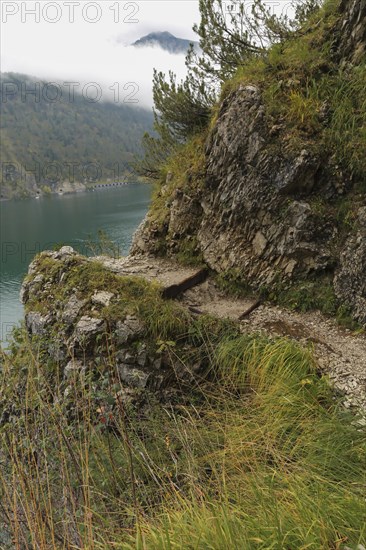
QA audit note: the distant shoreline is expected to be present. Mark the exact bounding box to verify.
[0,180,149,202]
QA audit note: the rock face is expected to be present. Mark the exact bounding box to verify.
[197,85,330,283]
[337,0,366,63]
[132,79,365,324]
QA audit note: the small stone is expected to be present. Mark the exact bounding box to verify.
[115,316,143,345]
[285,259,297,275]
[74,316,106,340]
[25,311,52,336]
[92,291,114,307]
[62,295,87,324]
[64,359,85,380]
[116,350,136,365]
[252,231,267,256]
[48,341,67,362]
[118,365,150,389]
[55,246,76,259]
[136,344,148,367]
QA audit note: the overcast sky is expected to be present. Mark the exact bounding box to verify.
[0,1,201,108]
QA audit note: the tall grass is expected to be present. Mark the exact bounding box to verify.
[1,324,365,549]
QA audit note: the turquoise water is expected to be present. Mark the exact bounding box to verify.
[0,185,151,343]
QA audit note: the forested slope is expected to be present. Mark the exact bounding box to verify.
[0,73,153,198]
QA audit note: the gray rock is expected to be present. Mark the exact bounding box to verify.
[252,231,267,256]
[116,349,137,365]
[74,316,106,343]
[275,150,320,195]
[20,274,44,304]
[92,291,114,307]
[337,0,366,64]
[168,190,203,239]
[25,311,52,336]
[64,359,85,380]
[132,84,332,288]
[55,246,76,259]
[334,207,366,325]
[117,364,150,388]
[48,341,67,362]
[115,316,144,345]
[62,295,87,325]
[19,281,29,304]
[136,343,148,367]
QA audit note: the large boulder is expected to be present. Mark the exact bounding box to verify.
[197,85,334,284]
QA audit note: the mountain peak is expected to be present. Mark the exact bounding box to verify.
[132,31,197,55]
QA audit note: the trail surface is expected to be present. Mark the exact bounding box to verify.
[98,255,366,414]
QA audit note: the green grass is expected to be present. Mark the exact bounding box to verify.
[1,316,365,548]
[175,237,205,267]
[148,133,206,228]
[138,133,207,262]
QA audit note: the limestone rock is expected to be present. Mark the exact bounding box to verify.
[275,150,320,195]
[334,207,366,324]
[64,359,86,380]
[116,316,144,345]
[55,246,77,259]
[19,252,189,393]
[196,85,329,281]
[62,295,87,325]
[252,231,267,256]
[25,311,52,336]
[92,291,114,307]
[337,0,366,63]
[20,274,44,304]
[74,316,106,344]
[168,189,203,240]
[117,365,151,389]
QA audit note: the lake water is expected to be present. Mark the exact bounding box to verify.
[0,185,152,344]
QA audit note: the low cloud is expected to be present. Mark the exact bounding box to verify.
[2,41,189,109]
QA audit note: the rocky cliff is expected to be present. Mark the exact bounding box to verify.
[132,84,365,325]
